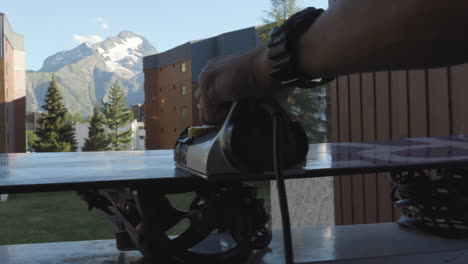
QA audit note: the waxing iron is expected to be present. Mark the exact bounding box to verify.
[174,98,309,179]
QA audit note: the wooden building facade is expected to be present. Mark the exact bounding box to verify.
[330,66,468,225]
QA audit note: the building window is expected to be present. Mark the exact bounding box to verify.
[139,126,144,130]
[173,106,176,111]
[160,88,162,92]
[173,84,176,90]
[181,63,186,73]
[161,108,163,113]
[174,128,177,133]
[172,64,175,68]
[139,136,145,140]
[181,107,188,118]
[181,86,187,96]
[161,128,164,133]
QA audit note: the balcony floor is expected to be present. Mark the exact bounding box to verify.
[1,223,468,263]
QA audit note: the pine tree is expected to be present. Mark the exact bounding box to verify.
[34,76,77,152]
[286,86,329,143]
[257,0,301,44]
[82,104,110,151]
[26,130,38,152]
[66,112,86,123]
[101,81,133,151]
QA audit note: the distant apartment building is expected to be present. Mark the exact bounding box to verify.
[0,13,25,153]
[26,111,42,131]
[143,27,259,149]
[132,104,145,122]
[133,121,146,149]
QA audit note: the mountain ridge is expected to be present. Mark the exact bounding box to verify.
[27,30,157,117]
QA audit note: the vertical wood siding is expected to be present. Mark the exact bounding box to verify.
[451,65,468,134]
[331,65,468,225]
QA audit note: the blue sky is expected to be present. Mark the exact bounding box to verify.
[2,0,328,71]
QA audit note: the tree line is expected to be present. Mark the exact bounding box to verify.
[30,76,134,152]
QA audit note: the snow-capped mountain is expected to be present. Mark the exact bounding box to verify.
[94,31,155,78]
[27,31,157,116]
[39,42,94,72]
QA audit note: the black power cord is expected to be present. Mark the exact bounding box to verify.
[272,113,294,264]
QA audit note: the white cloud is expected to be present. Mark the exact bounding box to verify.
[96,17,109,30]
[72,34,104,44]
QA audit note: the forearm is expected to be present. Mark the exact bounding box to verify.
[297,0,468,77]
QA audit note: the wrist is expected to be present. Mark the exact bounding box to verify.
[296,15,326,78]
[267,7,333,88]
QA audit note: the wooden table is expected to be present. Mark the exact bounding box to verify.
[2,135,468,193]
[2,134,468,263]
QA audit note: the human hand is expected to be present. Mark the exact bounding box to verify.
[196,46,290,124]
